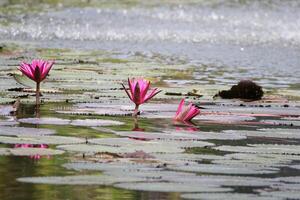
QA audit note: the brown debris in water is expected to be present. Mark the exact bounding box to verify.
[214,80,264,100]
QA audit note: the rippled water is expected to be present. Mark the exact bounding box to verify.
[1,0,300,80]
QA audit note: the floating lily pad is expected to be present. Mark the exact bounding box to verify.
[115,131,246,141]
[70,119,124,126]
[10,148,64,156]
[181,193,277,200]
[18,118,71,125]
[0,135,85,145]
[56,109,131,116]
[17,175,145,185]
[0,120,19,126]
[212,153,294,167]
[275,176,300,183]
[210,106,300,117]
[89,138,214,149]
[194,114,255,122]
[214,144,300,155]
[167,163,278,175]
[0,126,55,136]
[289,165,300,170]
[114,131,205,140]
[261,120,300,126]
[88,138,147,146]
[0,148,10,156]
[58,142,183,154]
[114,182,233,193]
[173,175,275,187]
[121,103,178,112]
[150,153,206,164]
[0,104,16,116]
[63,161,159,172]
[258,190,300,200]
[223,129,300,139]
[18,118,124,127]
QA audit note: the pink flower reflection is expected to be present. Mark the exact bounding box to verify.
[13,144,50,160]
[175,126,199,132]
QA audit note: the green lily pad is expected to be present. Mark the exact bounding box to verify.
[0,135,85,145]
[258,190,300,200]
[172,175,275,187]
[57,142,183,154]
[214,144,300,155]
[63,161,159,172]
[10,148,64,156]
[19,118,71,125]
[115,130,246,141]
[181,193,277,200]
[0,104,16,116]
[0,148,10,156]
[0,126,55,136]
[17,174,145,185]
[167,163,278,175]
[261,120,300,126]
[70,119,124,126]
[0,120,19,126]
[223,128,300,139]
[89,138,214,148]
[114,182,233,193]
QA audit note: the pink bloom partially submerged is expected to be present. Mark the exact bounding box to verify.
[19,59,54,83]
[122,78,161,106]
[174,99,200,122]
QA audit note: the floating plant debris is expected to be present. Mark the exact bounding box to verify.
[214,80,264,100]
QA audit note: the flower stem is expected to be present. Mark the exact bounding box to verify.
[36,82,40,106]
[133,104,139,117]
[35,82,41,118]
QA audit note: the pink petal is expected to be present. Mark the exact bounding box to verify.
[121,83,133,101]
[175,99,185,117]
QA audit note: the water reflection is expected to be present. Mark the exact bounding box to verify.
[132,116,145,132]
[13,144,50,160]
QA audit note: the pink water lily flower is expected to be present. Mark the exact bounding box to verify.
[122,78,161,116]
[174,99,200,123]
[19,59,54,83]
[18,59,54,105]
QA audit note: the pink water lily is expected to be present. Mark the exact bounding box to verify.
[122,78,161,116]
[18,59,54,105]
[174,99,200,123]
